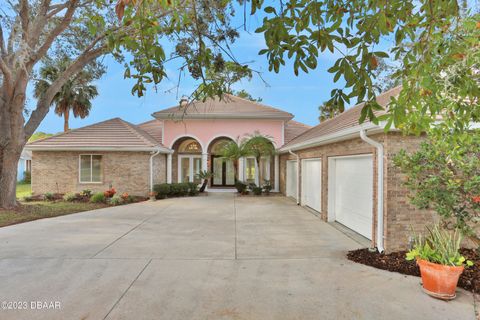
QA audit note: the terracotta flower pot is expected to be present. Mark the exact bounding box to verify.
[417,259,464,300]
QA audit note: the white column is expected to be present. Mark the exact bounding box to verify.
[167,153,172,183]
[201,153,208,172]
[274,154,279,192]
[254,159,260,186]
[238,157,245,181]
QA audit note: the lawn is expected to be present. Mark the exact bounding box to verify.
[16,183,31,199]
[0,201,108,227]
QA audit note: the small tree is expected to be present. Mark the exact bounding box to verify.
[220,138,249,181]
[394,130,480,248]
[244,132,275,185]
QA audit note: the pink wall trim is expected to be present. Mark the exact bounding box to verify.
[163,119,284,150]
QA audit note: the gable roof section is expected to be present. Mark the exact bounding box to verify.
[26,118,170,152]
[153,94,293,120]
[284,120,312,144]
[280,86,402,151]
[137,119,163,144]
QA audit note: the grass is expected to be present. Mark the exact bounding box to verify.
[16,183,31,199]
[0,201,108,228]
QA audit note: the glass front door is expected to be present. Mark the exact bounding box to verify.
[211,156,235,186]
[179,155,202,183]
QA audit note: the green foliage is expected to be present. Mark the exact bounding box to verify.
[262,180,272,195]
[394,130,480,245]
[195,170,214,181]
[63,192,77,202]
[406,224,473,267]
[232,89,262,102]
[22,171,31,184]
[81,189,93,198]
[33,57,101,132]
[318,101,342,122]
[108,194,123,206]
[153,183,199,199]
[28,132,54,143]
[154,183,171,199]
[235,181,248,194]
[44,192,55,201]
[90,192,106,204]
[252,186,263,196]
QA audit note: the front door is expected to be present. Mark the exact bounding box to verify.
[211,156,235,187]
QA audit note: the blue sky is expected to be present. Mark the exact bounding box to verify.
[31,7,375,134]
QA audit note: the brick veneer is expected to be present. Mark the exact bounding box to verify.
[279,132,433,252]
[32,151,167,196]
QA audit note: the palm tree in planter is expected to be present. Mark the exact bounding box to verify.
[34,59,99,132]
[196,170,214,192]
[220,138,250,181]
[244,132,276,186]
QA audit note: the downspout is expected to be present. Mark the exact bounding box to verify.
[149,148,161,192]
[360,129,385,253]
[288,149,300,205]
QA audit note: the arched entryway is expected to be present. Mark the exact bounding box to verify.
[171,137,203,183]
[208,137,236,187]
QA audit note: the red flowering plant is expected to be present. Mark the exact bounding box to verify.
[121,192,129,201]
[394,130,480,248]
[104,187,116,198]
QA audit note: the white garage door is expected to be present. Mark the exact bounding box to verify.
[301,159,321,212]
[329,155,373,239]
[286,160,297,198]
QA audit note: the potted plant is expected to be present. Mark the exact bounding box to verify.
[196,170,213,192]
[262,180,272,195]
[148,191,157,201]
[406,224,473,300]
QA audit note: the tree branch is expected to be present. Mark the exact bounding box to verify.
[0,58,13,94]
[0,25,6,56]
[28,0,79,67]
[19,0,29,41]
[24,45,106,137]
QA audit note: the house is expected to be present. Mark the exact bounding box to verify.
[26,94,311,195]
[278,86,432,252]
[26,89,432,252]
[17,149,32,181]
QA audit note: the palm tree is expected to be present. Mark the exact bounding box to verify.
[244,132,275,185]
[220,138,249,181]
[34,59,99,132]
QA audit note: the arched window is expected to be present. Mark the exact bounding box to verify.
[178,139,202,153]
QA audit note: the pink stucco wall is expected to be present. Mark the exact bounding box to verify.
[163,119,285,150]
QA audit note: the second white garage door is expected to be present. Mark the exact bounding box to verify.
[301,159,321,212]
[328,155,373,239]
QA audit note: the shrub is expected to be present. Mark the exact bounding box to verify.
[187,182,199,196]
[63,192,77,202]
[44,192,55,201]
[252,186,263,196]
[104,187,116,198]
[121,192,129,201]
[81,189,93,198]
[22,171,31,184]
[262,180,272,195]
[90,192,105,203]
[394,131,480,246]
[406,224,473,267]
[179,183,190,196]
[109,194,123,206]
[235,181,247,194]
[154,183,171,199]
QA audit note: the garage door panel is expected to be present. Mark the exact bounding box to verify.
[332,156,373,240]
[301,159,321,212]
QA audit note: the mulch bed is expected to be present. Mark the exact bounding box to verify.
[347,248,480,293]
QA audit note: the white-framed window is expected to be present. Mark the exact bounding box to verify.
[79,154,102,183]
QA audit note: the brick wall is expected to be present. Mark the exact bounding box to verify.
[279,132,433,252]
[32,151,167,196]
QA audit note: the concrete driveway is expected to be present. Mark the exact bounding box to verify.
[0,194,475,320]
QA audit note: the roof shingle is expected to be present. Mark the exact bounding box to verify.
[26,118,165,150]
[281,86,402,149]
[153,94,293,120]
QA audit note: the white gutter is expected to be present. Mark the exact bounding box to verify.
[288,149,300,205]
[360,129,385,253]
[149,149,161,192]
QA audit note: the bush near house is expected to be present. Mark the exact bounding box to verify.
[90,192,106,203]
[153,183,200,199]
[235,181,248,194]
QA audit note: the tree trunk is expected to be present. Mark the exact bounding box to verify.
[0,146,22,209]
[63,110,70,132]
